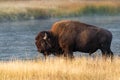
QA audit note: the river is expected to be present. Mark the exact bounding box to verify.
[0,16,120,60]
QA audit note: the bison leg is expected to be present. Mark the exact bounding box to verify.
[89,52,93,56]
[101,50,107,60]
[54,50,64,57]
[63,50,74,59]
[110,50,114,60]
[43,52,49,60]
[44,54,47,60]
[59,41,74,59]
[107,50,114,61]
[101,48,113,61]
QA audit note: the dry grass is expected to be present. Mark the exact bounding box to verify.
[0,0,120,21]
[0,1,120,13]
[0,57,120,80]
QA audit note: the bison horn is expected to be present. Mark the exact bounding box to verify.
[43,33,47,40]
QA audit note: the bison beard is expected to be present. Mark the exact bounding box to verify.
[35,31,63,59]
[35,20,113,60]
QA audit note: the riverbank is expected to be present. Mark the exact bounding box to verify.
[0,1,120,22]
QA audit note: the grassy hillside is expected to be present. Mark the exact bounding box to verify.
[0,1,120,21]
[0,57,120,80]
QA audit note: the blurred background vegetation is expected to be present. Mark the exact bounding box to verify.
[0,0,119,22]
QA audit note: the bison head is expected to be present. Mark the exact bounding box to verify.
[35,31,53,55]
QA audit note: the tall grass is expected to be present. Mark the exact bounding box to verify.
[0,1,120,21]
[0,57,120,80]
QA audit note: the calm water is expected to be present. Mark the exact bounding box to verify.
[0,16,120,60]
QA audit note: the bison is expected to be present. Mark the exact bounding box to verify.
[35,20,113,59]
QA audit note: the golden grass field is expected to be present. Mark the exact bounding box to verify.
[0,57,120,80]
[0,1,120,80]
[0,0,120,21]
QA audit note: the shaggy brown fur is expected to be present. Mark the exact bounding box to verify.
[35,20,113,59]
[50,20,113,59]
[35,31,63,59]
